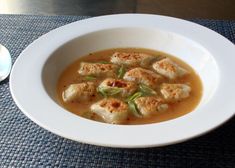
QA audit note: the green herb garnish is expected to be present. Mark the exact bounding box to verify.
[126,92,143,102]
[97,87,107,98]
[97,87,122,98]
[97,61,110,64]
[139,84,157,95]
[128,101,142,117]
[156,55,166,61]
[84,75,96,81]
[117,65,126,79]
[81,111,93,119]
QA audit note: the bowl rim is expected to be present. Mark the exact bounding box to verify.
[10,14,235,148]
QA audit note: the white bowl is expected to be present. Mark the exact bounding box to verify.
[10,14,235,148]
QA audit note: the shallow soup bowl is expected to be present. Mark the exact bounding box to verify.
[10,14,235,148]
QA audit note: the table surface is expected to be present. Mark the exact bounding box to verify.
[0,15,235,168]
[0,0,235,19]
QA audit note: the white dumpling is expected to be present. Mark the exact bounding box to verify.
[90,98,129,124]
[123,67,162,89]
[99,78,137,97]
[111,52,155,67]
[160,83,191,101]
[78,62,118,77]
[152,58,188,79]
[134,96,168,117]
[62,82,96,102]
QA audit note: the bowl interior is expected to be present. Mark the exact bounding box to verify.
[42,27,219,116]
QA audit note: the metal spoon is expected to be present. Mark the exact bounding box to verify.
[0,44,11,82]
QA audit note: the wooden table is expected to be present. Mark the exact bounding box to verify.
[0,0,234,19]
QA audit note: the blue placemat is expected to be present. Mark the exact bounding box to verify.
[0,15,235,168]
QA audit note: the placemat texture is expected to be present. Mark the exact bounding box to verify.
[0,15,235,168]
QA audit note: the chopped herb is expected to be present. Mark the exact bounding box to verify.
[97,86,122,98]
[117,65,126,79]
[139,84,157,95]
[82,111,93,119]
[156,55,166,61]
[97,61,110,64]
[85,75,96,81]
[128,101,142,117]
[97,87,107,98]
[126,92,143,102]
[105,87,121,95]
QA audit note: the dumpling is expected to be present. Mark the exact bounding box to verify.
[90,98,129,124]
[98,78,137,97]
[160,83,191,101]
[110,52,155,67]
[123,67,162,89]
[78,62,118,77]
[152,58,188,79]
[62,82,96,102]
[134,96,168,117]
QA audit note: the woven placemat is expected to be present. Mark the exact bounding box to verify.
[0,15,235,168]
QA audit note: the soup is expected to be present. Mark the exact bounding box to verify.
[57,48,202,125]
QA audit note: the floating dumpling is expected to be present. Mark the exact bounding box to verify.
[134,96,168,117]
[98,78,137,97]
[62,82,96,102]
[111,52,155,67]
[160,83,191,101]
[91,98,129,124]
[78,62,118,77]
[152,58,188,79]
[123,67,162,89]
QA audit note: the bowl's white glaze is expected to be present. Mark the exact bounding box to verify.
[10,14,235,148]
